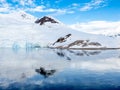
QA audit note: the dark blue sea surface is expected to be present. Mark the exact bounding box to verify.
[0,48,120,90]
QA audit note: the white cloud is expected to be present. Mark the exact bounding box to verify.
[72,3,79,7]
[40,0,44,4]
[0,0,11,13]
[19,0,25,6]
[26,6,58,12]
[0,0,6,3]
[37,7,58,13]
[12,0,35,6]
[27,6,45,12]
[26,5,74,15]
[55,0,63,3]
[49,9,67,16]
[27,0,33,5]
[80,0,107,11]
[0,0,74,16]
[70,21,120,35]
[47,9,74,16]
[0,7,9,12]
[0,0,7,6]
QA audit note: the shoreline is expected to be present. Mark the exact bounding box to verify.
[49,47,120,50]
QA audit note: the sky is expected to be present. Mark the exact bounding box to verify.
[0,0,120,24]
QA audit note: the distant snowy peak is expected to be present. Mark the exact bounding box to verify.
[1,11,36,21]
[11,11,36,21]
[19,11,35,20]
[0,11,37,25]
[35,16,59,25]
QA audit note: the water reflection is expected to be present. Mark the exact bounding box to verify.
[0,48,120,90]
[35,67,56,78]
[53,49,101,60]
[68,50,101,56]
[55,50,71,60]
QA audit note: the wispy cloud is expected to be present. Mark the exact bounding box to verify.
[24,4,75,16]
[55,0,63,3]
[48,9,74,16]
[12,0,35,6]
[0,0,35,13]
[26,6,45,12]
[0,0,11,12]
[0,0,8,7]
[40,0,44,4]
[80,0,107,11]
[0,0,74,16]
[72,3,79,7]
[0,7,9,12]
[0,0,6,3]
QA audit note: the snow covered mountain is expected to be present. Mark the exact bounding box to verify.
[0,11,119,48]
[0,11,36,24]
[70,21,120,37]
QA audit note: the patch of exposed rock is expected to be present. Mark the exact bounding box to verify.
[53,34,72,45]
[35,16,58,25]
[66,40,101,48]
[51,34,102,49]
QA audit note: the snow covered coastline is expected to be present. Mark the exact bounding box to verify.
[0,11,119,49]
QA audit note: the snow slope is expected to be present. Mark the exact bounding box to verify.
[0,11,119,48]
[70,21,120,37]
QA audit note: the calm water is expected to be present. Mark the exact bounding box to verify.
[0,48,120,90]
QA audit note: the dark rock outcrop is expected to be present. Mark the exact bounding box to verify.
[53,39,102,49]
[66,40,101,48]
[88,42,101,46]
[53,34,72,45]
[35,16,58,25]
[67,40,85,48]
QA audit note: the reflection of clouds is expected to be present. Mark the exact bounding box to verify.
[71,58,120,71]
[0,49,69,82]
[0,49,120,88]
[0,49,119,77]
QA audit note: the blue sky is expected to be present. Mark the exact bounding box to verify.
[0,0,120,24]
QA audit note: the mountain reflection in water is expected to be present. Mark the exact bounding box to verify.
[0,48,120,90]
[35,67,56,78]
[54,49,101,60]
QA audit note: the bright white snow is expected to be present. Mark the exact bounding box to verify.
[0,11,119,48]
[70,21,120,36]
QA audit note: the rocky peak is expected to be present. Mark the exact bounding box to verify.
[35,16,59,25]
